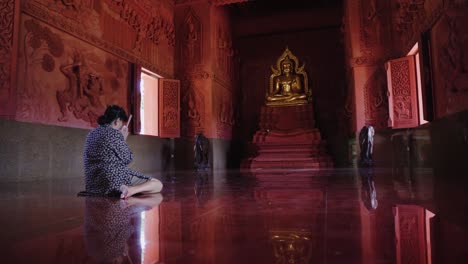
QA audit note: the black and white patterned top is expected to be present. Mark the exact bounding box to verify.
[83,124,150,195]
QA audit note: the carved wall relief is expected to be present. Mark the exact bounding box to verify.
[393,0,426,46]
[364,68,388,129]
[0,0,19,117]
[430,4,468,117]
[180,66,210,137]
[181,8,202,69]
[181,81,205,136]
[104,0,175,46]
[217,26,234,80]
[55,51,107,125]
[23,0,175,77]
[18,18,65,122]
[34,0,101,35]
[215,83,235,139]
[390,60,413,121]
[16,16,129,128]
[360,0,384,50]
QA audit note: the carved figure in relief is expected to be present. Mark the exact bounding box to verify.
[394,0,426,43]
[56,51,105,124]
[363,0,383,46]
[185,16,198,62]
[23,19,64,96]
[18,19,65,121]
[364,69,388,128]
[219,100,235,126]
[266,48,310,106]
[182,88,200,125]
[146,17,162,44]
[394,99,411,119]
[217,28,226,69]
[58,0,82,11]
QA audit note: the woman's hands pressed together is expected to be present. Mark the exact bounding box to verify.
[120,125,129,140]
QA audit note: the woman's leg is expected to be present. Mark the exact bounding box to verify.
[120,179,163,199]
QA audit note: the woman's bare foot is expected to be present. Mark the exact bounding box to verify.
[120,185,130,199]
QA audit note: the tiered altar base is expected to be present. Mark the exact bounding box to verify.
[242,104,333,170]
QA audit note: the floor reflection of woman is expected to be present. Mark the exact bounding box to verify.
[84,194,163,263]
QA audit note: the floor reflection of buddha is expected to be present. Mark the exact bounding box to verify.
[267,56,307,103]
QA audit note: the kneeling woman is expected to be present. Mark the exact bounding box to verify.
[84,105,163,198]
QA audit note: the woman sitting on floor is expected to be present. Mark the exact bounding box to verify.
[83,105,163,198]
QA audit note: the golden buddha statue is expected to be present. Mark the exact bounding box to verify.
[266,48,311,106]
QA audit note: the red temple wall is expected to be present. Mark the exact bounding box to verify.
[2,0,176,129]
[346,0,468,132]
[176,2,237,140]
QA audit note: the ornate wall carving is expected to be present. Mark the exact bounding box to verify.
[180,8,202,69]
[364,68,388,129]
[214,81,235,139]
[22,0,175,77]
[216,25,234,80]
[390,60,413,120]
[360,0,385,50]
[159,79,180,138]
[180,67,210,137]
[350,56,382,67]
[16,16,129,128]
[0,0,19,117]
[393,0,426,47]
[430,3,468,118]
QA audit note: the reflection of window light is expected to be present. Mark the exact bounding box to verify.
[140,79,145,134]
[140,211,146,263]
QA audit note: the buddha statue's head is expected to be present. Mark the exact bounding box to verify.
[280,56,294,74]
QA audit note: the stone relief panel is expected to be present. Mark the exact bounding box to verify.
[393,0,426,47]
[360,0,385,51]
[216,25,234,81]
[430,4,468,118]
[364,67,388,129]
[23,0,175,77]
[214,81,235,140]
[0,0,19,117]
[16,16,129,129]
[180,8,202,69]
[180,68,210,138]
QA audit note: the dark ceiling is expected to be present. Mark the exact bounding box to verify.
[229,0,344,17]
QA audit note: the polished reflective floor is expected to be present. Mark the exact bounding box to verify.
[1,167,468,264]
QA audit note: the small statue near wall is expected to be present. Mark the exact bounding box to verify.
[359,125,375,166]
[194,132,210,170]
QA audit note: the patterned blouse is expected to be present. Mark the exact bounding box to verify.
[83,124,150,195]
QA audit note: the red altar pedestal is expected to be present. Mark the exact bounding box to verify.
[242,104,333,171]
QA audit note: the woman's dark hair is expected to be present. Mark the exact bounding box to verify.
[97,105,129,125]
